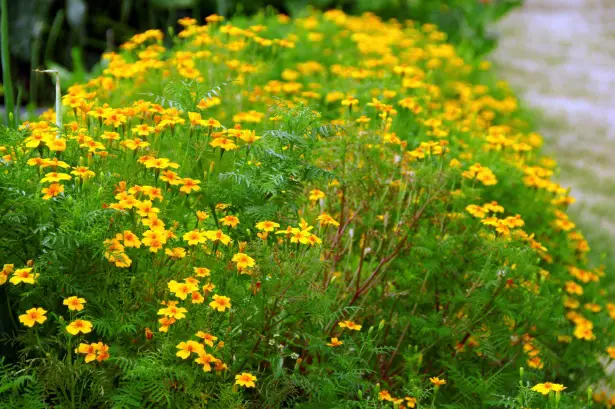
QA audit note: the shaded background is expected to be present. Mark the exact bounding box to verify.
[1,0,521,110]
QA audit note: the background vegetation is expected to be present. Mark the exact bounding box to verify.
[1,0,521,111]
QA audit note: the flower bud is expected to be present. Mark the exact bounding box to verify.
[587,386,593,402]
[378,319,385,332]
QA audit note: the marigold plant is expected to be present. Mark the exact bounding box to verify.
[0,8,612,409]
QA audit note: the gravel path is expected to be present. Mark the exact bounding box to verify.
[492,0,615,245]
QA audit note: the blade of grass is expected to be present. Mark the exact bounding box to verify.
[1,0,15,128]
[14,82,22,124]
[29,24,44,111]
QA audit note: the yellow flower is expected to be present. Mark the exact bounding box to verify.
[165,247,187,259]
[135,200,159,218]
[430,377,447,386]
[209,137,238,151]
[77,343,98,363]
[209,295,232,312]
[19,307,47,327]
[255,220,280,232]
[40,172,72,183]
[235,372,257,388]
[183,230,207,245]
[565,281,583,296]
[290,229,311,244]
[193,267,211,277]
[63,296,86,311]
[158,305,187,320]
[176,340,204,359]
[188,112,207,127]
[132,123,155,136]
[238,129,261,144]
[0,264,14,285]
[71,166,95,180]
[327,337,343,347]
[379,390,393,401]
[195,352,217,372]
[308,189,325,201]
[47,138,67,152]
[161,170,183,185]
[465,205,487,219]
[10,267,39,285]
[121,230,142,248]
[179,178,201,194]
[66,319,94,335]
[168,280,198,300]
[338,320,362,331]
[196,331,218,347]
[204,230,232,245]
[405,397,417,408]
[341,96,358,107]
[316,213,340,227]
[232,252,256,271]
[532,382,566,395]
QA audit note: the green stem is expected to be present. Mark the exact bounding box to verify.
[431,386,439,408]
[1,0,15,127]
[29,28,43,109]
[4,290,18,330]
[44,10,65,63]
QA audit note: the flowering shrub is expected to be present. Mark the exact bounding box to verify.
[0,9,613,409]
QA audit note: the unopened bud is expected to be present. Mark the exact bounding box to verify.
[378,319,385,332]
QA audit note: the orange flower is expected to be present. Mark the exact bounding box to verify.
[41,183,64,200]
[221,215,240,228]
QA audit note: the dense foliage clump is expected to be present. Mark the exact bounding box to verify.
[0,9,613,409]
